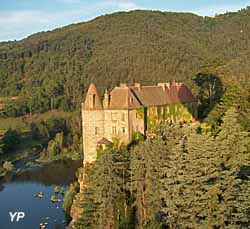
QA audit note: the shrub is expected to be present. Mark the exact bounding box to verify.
[3,161,14,171]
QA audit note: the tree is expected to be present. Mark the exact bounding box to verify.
[75,145,131,228]
[214,108,250,227]
[2,129,20,153]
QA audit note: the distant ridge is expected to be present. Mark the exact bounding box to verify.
[0,8,249,110]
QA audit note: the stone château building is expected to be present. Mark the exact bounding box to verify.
[82,81,198,165]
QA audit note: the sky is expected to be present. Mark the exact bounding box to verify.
[0,0,250,41]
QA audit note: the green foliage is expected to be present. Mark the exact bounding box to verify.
[30,116,68,140]
[0,166,6,177]
[3,161,14,171]
[25,161,38,168]
[0,9,250,124]
[2,128,21,153]
[75,145,132,229]
[75,108,250,228]
[38,114,82,161]
[63,182,80,216]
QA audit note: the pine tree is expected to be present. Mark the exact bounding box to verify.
[215,108,250,227]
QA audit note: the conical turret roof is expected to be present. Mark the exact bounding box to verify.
[83,83,103,110]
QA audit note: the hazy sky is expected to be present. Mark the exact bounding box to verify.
[0,0,250,41]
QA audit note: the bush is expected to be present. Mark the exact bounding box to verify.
[63,182,79,214]
[3,161,14,171]
[2,129,21,152]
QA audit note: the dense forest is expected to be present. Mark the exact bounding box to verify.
[0,8,250,128]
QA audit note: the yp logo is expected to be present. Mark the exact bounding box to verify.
[9,212,25,222]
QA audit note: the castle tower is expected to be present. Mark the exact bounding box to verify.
[82,83,104,165]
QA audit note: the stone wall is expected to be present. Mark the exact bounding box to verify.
[104,110,130,144]
[82,109,104,165]
[129,109,145,137]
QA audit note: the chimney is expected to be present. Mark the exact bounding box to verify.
[176,82,182,91]
[165,83,170,89]
[170,79,176,87]
[120,83,127,88]
[134,83,141,90]
[158,83,169,91]
[103,89,110,109]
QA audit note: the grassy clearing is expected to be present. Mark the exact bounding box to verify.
[0,117,29,134]
[0,110,74,134]
[0,97,12,103]
[24,110,74,123]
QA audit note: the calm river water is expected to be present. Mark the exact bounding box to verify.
[0,159,82,229]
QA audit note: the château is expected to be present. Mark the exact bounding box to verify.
[82,81,198,165]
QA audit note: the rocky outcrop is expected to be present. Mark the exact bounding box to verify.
[68,167,84,228]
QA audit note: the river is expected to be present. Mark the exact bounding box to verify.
[0,159,82,229]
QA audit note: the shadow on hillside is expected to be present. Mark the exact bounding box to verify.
[193,72,224,120]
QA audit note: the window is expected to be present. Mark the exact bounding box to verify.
[112,126,117,134]
[164,106,169,114]
[122,127,126,134]
[93,94,96,107]
[89,94,96,108]
[95,127,99,135]
[157,107,162,115]
[111,112,117,121]
[122,113,126,121]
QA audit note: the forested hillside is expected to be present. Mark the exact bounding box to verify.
[0,8,250,127]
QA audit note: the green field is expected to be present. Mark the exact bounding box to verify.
[0,110,75,134]
[0,117,29,134]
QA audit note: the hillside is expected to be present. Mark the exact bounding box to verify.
[0,9,250,124]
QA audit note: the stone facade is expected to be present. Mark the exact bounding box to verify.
[82,82,198,165]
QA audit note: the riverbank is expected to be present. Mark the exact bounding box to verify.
[0,159,82,228]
